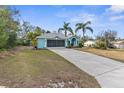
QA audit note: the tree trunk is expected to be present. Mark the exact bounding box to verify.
[65,30,67,37]
[83,32,85,40]
[82,29,85,40]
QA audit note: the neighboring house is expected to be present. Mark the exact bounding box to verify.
[84,40,95,47]
[36,33,79,48]
[111,41,124,49]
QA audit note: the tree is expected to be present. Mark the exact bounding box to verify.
[42,29,46,33]
[75,21,93,40]
[27,32,35,46]
[0,8,20,32]
[46,30,51,33]
[27,27,42,47]
[34,26,42,36]
[0,8,20,49]
[20,21,34,38]
[7,32,17,48]
[0,31,8,49]
[96,30,117,48]
[58,22,74,37]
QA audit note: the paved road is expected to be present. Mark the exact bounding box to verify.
[48,47,124,88]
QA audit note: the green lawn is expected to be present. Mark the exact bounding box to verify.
[0,47,100,88]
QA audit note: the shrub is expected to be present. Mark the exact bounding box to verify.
[78,43,83,48]
[0,31,8,49]
[23,39,30,46]
[94,40,107,49]
[0,48,7,51]
[16,38,30,46]
[66,43,72,48]
[16,38,23,45]
[6,32,17,48]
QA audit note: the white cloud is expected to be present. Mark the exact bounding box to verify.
[56,9,96,23]
[106,5,124,14]
[110,15,124,21]
[56,13,69,18]
[105,6,124,22]
[55,8,73,18]
[69,13,96,23]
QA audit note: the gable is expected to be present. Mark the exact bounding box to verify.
[67,35,80,40]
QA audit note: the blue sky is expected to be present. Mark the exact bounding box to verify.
[11,5,124,38]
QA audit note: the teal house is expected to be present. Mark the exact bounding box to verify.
[37,33,79,48]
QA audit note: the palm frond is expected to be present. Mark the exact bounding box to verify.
[86,27,93,33]
[75,23,82,27]
[75,26,81,32]
[58,28,64,33]
[84,21,91,26]
[64,22,70,26]
[67,27,74,35]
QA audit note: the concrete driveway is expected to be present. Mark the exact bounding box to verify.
[48,47,124,88]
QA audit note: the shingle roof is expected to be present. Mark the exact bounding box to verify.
[112,40,124,44]
[36,33,66,40]
[37,33,80,40]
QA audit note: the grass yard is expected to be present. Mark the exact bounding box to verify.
[76,47,124,63]
[0,46,100,88]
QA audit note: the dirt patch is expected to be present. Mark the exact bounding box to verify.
[0,46,32,59]
[0,51,15,59]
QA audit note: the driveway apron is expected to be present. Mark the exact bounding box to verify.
[48,47,124,88]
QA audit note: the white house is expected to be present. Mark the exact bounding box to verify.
[112,41,124,49]
[84,40,95,47]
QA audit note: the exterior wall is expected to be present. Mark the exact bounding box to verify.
[84,41,95,47]
[37,38,46,48]
[66,37,79,47]
[65,39,68,47]
[71,37,79,46]
[45,39,47,48]
[76,38,79,46]
[37,36,79,48]
[113,44,119,48]
[119,44,124,49]
[113,44,124,49]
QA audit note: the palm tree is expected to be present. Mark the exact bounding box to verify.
[58,22,74,37]
[27,27,42,47]
[75,21,93,40]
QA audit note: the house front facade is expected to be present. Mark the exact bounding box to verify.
[112,41,124,49]
[84,40,95,47]
[37,33,79,48]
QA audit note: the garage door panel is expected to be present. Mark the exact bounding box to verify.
[47,40,65,47]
